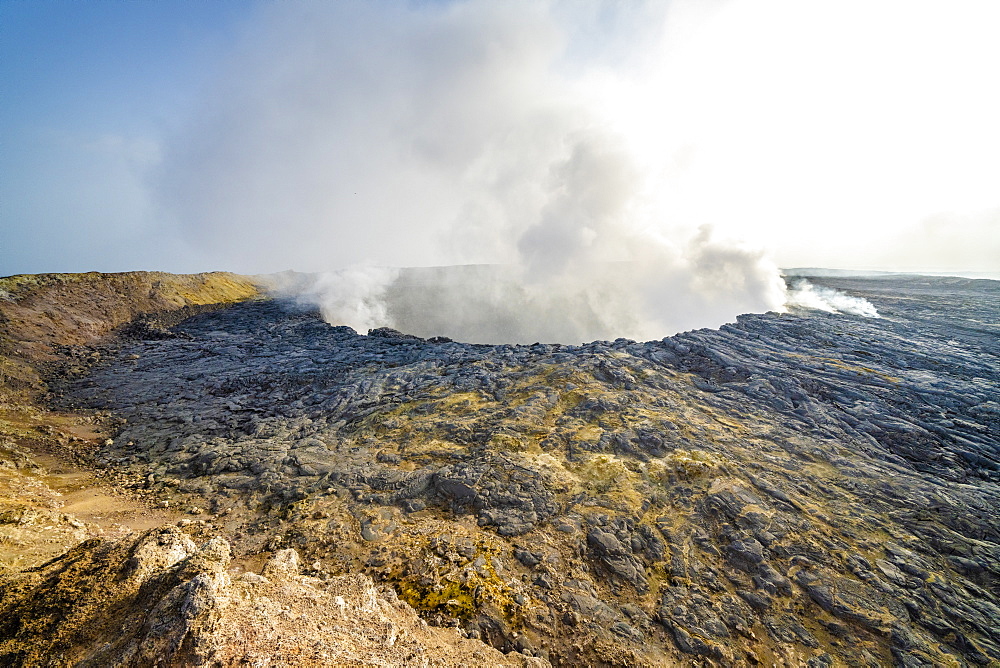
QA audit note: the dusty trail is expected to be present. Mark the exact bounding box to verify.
[0,439,183,571]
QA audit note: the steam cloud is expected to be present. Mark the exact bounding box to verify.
[158,1,877,343]
[269,225,788,344]
[785,280,880,318]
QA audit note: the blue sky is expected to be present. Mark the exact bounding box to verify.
[1,0,250,273]
[3,0,999,277]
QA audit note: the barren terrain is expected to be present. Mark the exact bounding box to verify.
[1,271,998,666]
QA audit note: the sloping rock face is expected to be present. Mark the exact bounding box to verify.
[0,271,259,362]
[0,526,540,667]
[0,270,260,448]
[5,272,1000,666]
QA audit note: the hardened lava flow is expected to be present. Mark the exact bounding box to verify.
[1,271,998,667]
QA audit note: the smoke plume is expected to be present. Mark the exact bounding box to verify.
[157,1,818,343]
[268,222,788,344]
[785,279,880,318]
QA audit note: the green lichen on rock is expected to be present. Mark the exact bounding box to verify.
[390,531,526,627]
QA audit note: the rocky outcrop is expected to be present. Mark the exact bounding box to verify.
[0,525,542,666]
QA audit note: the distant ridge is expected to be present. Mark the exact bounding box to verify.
[783,267,1000,280]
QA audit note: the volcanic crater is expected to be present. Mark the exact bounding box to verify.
[1,271,998,667]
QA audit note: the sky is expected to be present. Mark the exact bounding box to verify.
[3,0,1000,280]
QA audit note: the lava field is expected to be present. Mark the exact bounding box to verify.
[2,272,998,666]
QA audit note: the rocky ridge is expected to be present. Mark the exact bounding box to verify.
[2,272,999,666]
[0,525,540,666]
